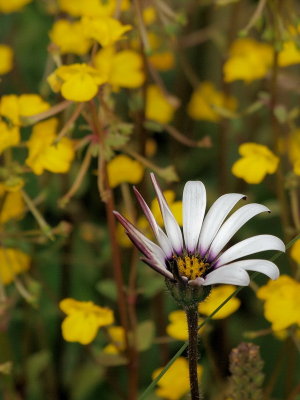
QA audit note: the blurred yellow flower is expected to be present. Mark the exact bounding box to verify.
[0,186,25,224]
[278,41,300,67]
[223,38,272,82]
[290,239,300,263]
[0,121,20,153]
[49,19,92,55]
[0,248,31,285]
[60,298,114,345]
[0,94,50,126]
[232,143,279,184]
[0,45,13,74]
[0,0,32,13]
[187,81,237,122]
[103,326,126,354]
[94,47,145,89]
[257,275,300,331]
[294,159,300,175]
[107,155,144,188]
[48,64,106,102]
[149,51,175,72]
[166,310,204,341]
[142,6,157,25]
[153,357,202,400]
[146,85,176,124]
[26,118,75,175]
[58,0,128,18]
[82,16,131,47]
[198,285,240,319]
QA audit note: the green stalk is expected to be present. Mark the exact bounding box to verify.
[186,306,201,400]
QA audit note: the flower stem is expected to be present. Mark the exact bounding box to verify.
[185,306,200,400]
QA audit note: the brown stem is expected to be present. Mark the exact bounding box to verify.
[186,306,201,400]
[89,101,138,400]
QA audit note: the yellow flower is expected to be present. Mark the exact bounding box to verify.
[26,118,75,175]
[93,47,145,89]
[294,159,300,175]
[0,0,32,13]
[223,38,273,82]
[198,285,240,319]
[142,6,157,25]
[146,85,176,124]
[166,310,204,341]
[58,0,128,18]
[290,239,300,263]
[49,19,92,55]
[0,120,20,153]
[278,41,300,67]
[0,94,50,126]
[0,45,13,75]
[107,155,144,188]
[257,275,300,331]
[232,143,279,184]
[0,248,31,285]
[0,186,25,224]
[187,81,237,122]
[152,357,202,400]
[103,326,126,354]
[60,298,114,345]
[82,16,131,47]
[149,51,175,71]
[48,64,106,102]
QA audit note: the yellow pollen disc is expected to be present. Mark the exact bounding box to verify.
[176,255,208,280]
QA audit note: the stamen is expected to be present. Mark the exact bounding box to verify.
[175,255,209,281]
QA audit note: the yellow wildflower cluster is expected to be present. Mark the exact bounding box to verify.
[146,85,177,124]
[59,298,114,345]
[0,0,32,13]
[257,275,300,331]
[103,326,126,354]
[199,285,240,319]
[0,184,25,224]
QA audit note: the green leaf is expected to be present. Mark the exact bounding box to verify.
[71,363,105,400]
[96,279,117,301]
[136,320,155,352]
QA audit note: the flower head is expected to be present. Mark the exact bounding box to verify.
[0,45,13,75]
[114,174,284,305]
[0,247,31,285]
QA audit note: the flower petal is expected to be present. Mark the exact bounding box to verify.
[214,234,285,268]
[150,173,183,254]
[198,193,246,256]
[113,211,166,266]
[133,186,173,258]
[140,256,174,280]
[203,265,250,286]
[207,203,270,260]
[182,181,206,253]
[218,259,279,280]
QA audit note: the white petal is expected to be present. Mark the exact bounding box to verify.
[133,187,174,258]
[183,181,206,253]
[214,235,285,268]
[217,259,279,280]
[203,265,250,286]
[198,193,246,256]
[207,203,270,260]
[150,173,184,254]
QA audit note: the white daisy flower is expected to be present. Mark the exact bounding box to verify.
[114,173,285,288]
